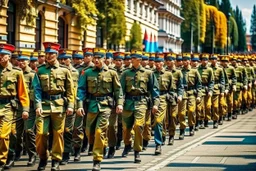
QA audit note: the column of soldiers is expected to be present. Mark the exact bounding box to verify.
[0,42,256,171]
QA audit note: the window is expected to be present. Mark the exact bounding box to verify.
[7,0,16,45]
[58,17,68,48]
[96,27,103,47]
[35,13,42,49]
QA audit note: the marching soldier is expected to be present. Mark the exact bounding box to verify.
[57,50,79,165]
[209,54,225,126]
[72,50,84,68]
[29,52,39,71]
[33,42,75,171]
[165,53,183,145]
[120,50,160,163]
[0,44,29,171]
[178,53,202,138]
[148,53,156,70]
[76,48,123,171]
[141,52,150,69]
[197,54,214,128]
[124,52,132,69]
[35,50,46,65]
[105,50,114,67]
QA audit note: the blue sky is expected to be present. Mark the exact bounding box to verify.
[230,0,255,34]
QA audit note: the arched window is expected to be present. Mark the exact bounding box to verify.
[35,13,42,49]
[7,0,16,45]
[58,17,68,48]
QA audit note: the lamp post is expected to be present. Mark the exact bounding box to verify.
[226,13,231,55]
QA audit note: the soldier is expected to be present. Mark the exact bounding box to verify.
[72,50,84,68]
[33,42,75,171]
[209,54,225,127]
[178,53,202,138]
[76,48,123,171]
[29,52,38,71]
[107,52,126,158]
[148,53,156,70]
[197,54,214,128]
[219,55,237,121]
[0,44,29,171]
[230,55,247,119]
[10,50,19,67]
[124,52,132,69]
[36,50,46,65]
[57,50,79,165]
[152,53,174,154]
[249,55,256,108]
[165,53,183,145]
[141,52,150,69]
[105,50,114,67]
[120,50,159,163]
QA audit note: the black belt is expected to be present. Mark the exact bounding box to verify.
[42,94,62,100]
[125,95,146,101]
[0,98,13,104]
[159,91,168,95]
[87,94,112,101]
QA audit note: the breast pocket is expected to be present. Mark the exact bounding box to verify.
[139,77,148,91]
[56,74,66,92]
[6,76,17,95]
[172,77,178,90]
[39,74,49,91]
[202,73,208,83]
[87,77,97,94]
[125,77,134,92]
[188,74,196,86]
[102,77,112,93]
[160,77,170,90]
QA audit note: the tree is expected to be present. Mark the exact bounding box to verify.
[129,22,142,50]
[234,6,247,52]
[96,0,126,48]
[229,16,239,49]
[219,0,231,17]
[250,5,256,51]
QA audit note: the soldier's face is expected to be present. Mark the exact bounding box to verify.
[131,58,141,67]
[176,60,183,67]
[29,61,38,69]
[149,60,155,67]
[183,59,189,67]
[210,59,217,66]
[141,60,148,67]
[93,56,104,68]
[11,58,19,66]
[0,54,10,66]
[124,59,131,66]
[18,59,29,69]
[155,61,163,70]
[84,55,92,64]
[105,58,112,66]
[191,61,198,67]
[201,59,208,66]
[231,60,236,66]
[72,58,83,65]
[114,59,123,68]
[38,56,45,64]
[46,52,57,64]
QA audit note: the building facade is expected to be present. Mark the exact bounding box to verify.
[0,0,97,51]
[158,0,183,53]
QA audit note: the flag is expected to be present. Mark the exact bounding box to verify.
[143,30,150,52]
[154,34,158,53]
[149,33,154,53]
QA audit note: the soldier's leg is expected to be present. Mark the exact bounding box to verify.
[14,117,24,160]
[227,92,234,120]
[212,95,219,128]
[247,87,253,111]
[122,110,134,157]
[85,112,98,158]
[187,95,196,136]
[168,104,177,145]
[152,96,167,154]
[142,109,151,150]
[0,107,14,166]
[204,95,212,125]
[233,91,240,119]
[178,99,187,139]
[242,89,248,113]
[72,115,84,160]
[107,109,117,158]
[92,110,111,162]
[24,110,36,166]
[197,97,204,129]
[116,114,123,150]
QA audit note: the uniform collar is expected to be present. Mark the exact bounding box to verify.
[132,65,144,72]
[155,67,165,74]
[6,62,12,71]
[93,64,108,71]
[46,61,60,68]
[24,66,32,73]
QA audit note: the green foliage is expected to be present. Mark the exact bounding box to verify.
[229,16,239,47]
[234,6,247,52]
[130,22,142,50]
[250,5,256,51]
[200,0,206,43]
[96,0,126,45]
[219,0,231,17]
[15,0,36,26]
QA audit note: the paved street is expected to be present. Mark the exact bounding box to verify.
[11,110,256,171]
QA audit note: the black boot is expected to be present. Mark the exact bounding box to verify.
[162,136,166,145]
[179,129,185,140]
[134,151,141,163]
[232,111,237,119]
[0,162,4,171]
[4,156,15,169]
[199,120,205,129]
[27,155,37,167]
[213,121,218,129]
[142,139,149,150]
[92,160,101,171]
[37,159,47,171]
[218,117,223,125]
[51,160,60,171]
[81,135,88,153]
[195,120,199,131]
[189,126,195,136]
[204,120,208,127]
[168,136,174,145]
[14,151,22,161]
[60,152,69,165]
[122,144,131,157]
[107,147,116,159]
[155,144,161,155]
[227,113,232,121]
[116,140,121,150]
[88,144,93,156]
[74,148,81,162]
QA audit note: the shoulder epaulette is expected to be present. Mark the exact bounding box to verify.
[13,66,21,71]
[60,64,69,69]
[37,64,46,68]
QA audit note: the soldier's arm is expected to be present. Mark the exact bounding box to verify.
[177,71,184,96]
[242,68,248,86]
[219,69,225,93]
[77,71,87,109]
[208,68,215,94]
[148,72,160,107]
[112,71,124,106]
[33,73,42,109]
[65,69,75,109]
[223,68,229,90]
[195,70,202,98]
[17,71,30,112]
[120,71,126,96]
[232,68,237,86]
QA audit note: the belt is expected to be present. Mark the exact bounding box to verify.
[42,94,62,100]
[125,95,146,101]
[0,98,13,104]
[87,93,112,101]
[159,91,168,95]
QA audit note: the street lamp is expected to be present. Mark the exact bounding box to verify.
[226,13,231,55]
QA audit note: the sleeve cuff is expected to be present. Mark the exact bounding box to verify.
[23,106,30,112]
[116,99,124,106]
[35,103,42,109]
[67,103,74,109]
[77,101,83,109]
[153,98,160,107]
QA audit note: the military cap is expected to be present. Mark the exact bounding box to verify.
[93,48,106,58]
[124,52,131,60]
[106,49,114,59]
[142,52,150,60]
[0,44,15,55]
[30,52,38,61]
[165,53,176,61]
[200,53,209,60]
[176,54,183,61]
[72,50,83,59]
[242,55,248,61]
[82,48,94,56]
[58,49,73,59]
[130,50,143,58]
[209,54,218,60]
[113,52,125,60]
[43,42,61,53]
[218,55,229,61]
[149,53,155,61]
[155,53,165,62]
[12,50,20,58]
[182,53,191,60]
[34,49,45,57]
[18,51,31,60]
[191,53,200,61]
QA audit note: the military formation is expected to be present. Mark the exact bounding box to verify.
[0,42,256,171]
